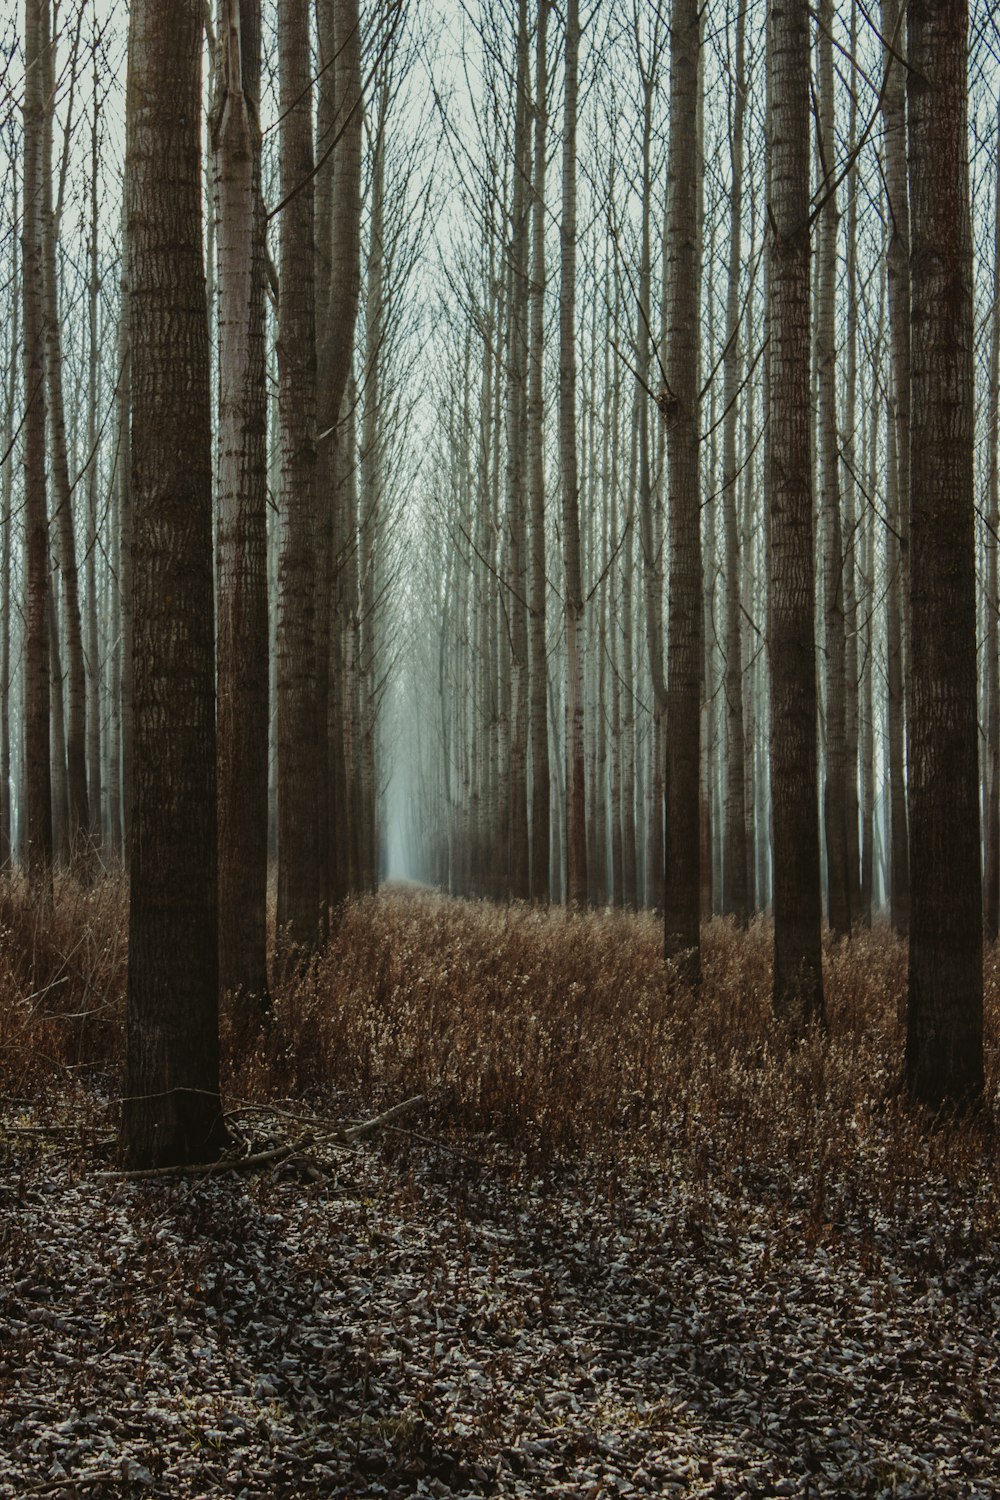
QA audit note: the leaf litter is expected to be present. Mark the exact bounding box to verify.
[3,1099,1000,1500]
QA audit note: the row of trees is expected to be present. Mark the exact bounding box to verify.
[398,0,994,1106]
[1,0,995,1163]
[4,0,430,1163]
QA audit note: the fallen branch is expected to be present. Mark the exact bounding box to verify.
[96,1094,426,1180]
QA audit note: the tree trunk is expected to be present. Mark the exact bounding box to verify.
[85,58,102,852]
[120,0,226,1168]
[767,0,823,1022]
[982,95,1000,944]
[560,0,587,905]
[663,0,702,975]
[276,0,321,956]
[40,8,91,861]
[528,0,551,902]
[22,0,54,892]
[880,0,911,935]
[817,0,850,940]
[213,0,270,1010]
[721,0,748,927]
[316,0,363,909]
[904,0,983,1110]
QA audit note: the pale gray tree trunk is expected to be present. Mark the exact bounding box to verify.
[560,0,587,905]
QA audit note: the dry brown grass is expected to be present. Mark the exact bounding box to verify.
[2,878,999,1220]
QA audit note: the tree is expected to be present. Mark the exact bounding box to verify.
[766,0,823,1021]
[276,0,321,956]
[662,0,702,974]
[527,0,551,902]
[560,0,586,906]
[904,0,983,1110]
[22,0,54,894]
[720,0,748,927]
[880,0,910,936]
[213,0,270,1010]
[816,0,850,940]
[119,0,226,1168]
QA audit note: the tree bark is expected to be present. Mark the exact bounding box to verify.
[982,95,1000,944]
[663,0,702,975]
[560,0,587,906]
[213,0,270,1010]
[40,7,91,860]
[880,0,911,935]
[721,0,748,927]
[276,0,321,956]
[904,0,983,1110]
[22,0,54,893]
[767,0,823,1022]
[527,0,551,902]
[817,0,850,940]
[120,0,226,1168]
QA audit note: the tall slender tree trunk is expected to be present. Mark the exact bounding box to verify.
[560,0,587,905]
[316,0,363,909]
[528,0,550,902]
[880,0,910,935]
[22,0,53,893]
[1,161,18,866]
[276,0,320,956]
[767,0,823,1021]
[722,0,748,926]
[40,9,91,860]
[505,0,531,901]
[85,55,102,852]
[817,0,850,939]
[982,96,1000,944]
[904,0,983,1110]
[213,0,270,1008]
[120,0,226,1168]
[663,0,702,975]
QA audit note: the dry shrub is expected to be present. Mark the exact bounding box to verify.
[224,890,1000,1216]
[0,870,127,1100]
[3,877,999,1224]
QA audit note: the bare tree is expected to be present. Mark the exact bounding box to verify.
[904,0,983,1110]
[120,0,225,1168]
[213,0,270,1009]
[766,0,823,1021]
[663,0,702,975]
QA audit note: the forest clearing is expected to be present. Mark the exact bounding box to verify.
[3,884,1000,1498]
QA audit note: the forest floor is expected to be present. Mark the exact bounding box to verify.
[2,881,1000,1499]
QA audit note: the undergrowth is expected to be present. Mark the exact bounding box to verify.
[2,877,999,1226]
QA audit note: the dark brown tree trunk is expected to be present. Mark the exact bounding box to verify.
[982,96,1000,944]
[22,0,54,894]
[276,0,320,956]
[213,0,270,1010]
[316,0,362,911]
[40,7,91,861]
[817,0,850,940]
[560,0,587,905]
[663,0,702,976]
[120,0,226,1168]
[721,0,748,927]
[904,0,983,1110]
[881,0,911,935]
[767,0,823,1022]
